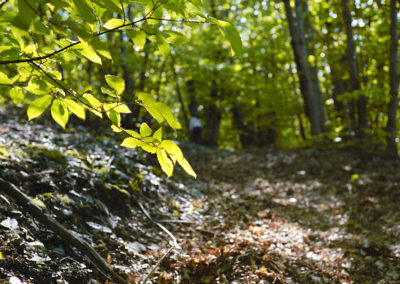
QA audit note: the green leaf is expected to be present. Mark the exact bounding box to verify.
[153,127,162,141]
[157,149,174,177]
[9,87,24,104]
[160,140,183,159]
[176,156,197,178]
[108,109,121,127]
[27,95,53,120]
[121,137,140,149]
[51,99,69,128]
[126,30,147,50]
[71,0,95,24]
[104,18,125,30]
[155,102,182,129]
[77,38,102,64]
[160,140,196,178]
[103,103,131,113]
[156,33,170,58]
[137,92,164,123]
[0,71,12,84]
[211,18,242,57]
[81,93,102,118]
[15,0,36,29]
[64,99,85,120]
[139,122,152,137]
[125,129,141,138]
[105,75,125,95]
[165,31,189,45]
[96,0,123,13]
[101,87,117,97]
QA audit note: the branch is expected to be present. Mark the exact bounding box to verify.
[0,177,129,284]
[0,0,9,9]
[0,17,148,65]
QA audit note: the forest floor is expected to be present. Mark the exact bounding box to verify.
[0,111,400,283]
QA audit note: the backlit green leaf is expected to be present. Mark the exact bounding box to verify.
[103,103,131,113]
[9,87,24,104]
[160,140,196,178]
[104,18,125,30]
[108,109,121,127]
[126,30,147,50]
[77,39,102,65]
[211,18,242,57]
[155,102,182,129]
[71,0,95,24]
[105,75,125,95]
[137,92,164,123]
[27,95,53,120]
[0,71,12,84]
[153,127,162,141]
[156,33,170,58]
[64,99,85,120]
[157,149,174,177]
[51,99,69,128]
[139,122,152,137]
[121,137,140,149]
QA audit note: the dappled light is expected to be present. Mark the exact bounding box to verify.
[1,0,400,283]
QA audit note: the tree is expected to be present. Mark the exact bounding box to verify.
[385,0,399,158]
[341,0,368,140]
[283,0,322,136]
[0,0,241,177]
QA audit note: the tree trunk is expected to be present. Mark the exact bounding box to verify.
[302,0,326,132]
[283,0,321,136]
[385,0,399,158]
[203,80,221,146]
[171,59,190,132]
[341,0,368,140]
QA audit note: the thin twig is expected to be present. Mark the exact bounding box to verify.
[141,247,173,284]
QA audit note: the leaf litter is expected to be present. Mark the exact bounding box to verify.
[0,109,399,283]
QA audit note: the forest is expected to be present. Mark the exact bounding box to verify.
[0,0,399,283]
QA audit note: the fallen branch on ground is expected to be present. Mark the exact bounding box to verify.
[0,177,129,284]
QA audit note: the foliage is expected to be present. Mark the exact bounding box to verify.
[0,0,242,176]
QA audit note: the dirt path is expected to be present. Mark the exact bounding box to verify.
[157,146,400,283]
[0,116,399,283]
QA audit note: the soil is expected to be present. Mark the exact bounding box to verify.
[0,111,399,283]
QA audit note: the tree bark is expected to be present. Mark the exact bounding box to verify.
[385,0,399,158]
[302,0,326,132]
[203,79,221,146]
[341,0,368,140]
[283,0,321,136]
[171,59,190,131]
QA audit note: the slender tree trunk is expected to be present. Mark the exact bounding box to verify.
[386,0,399,158]
[171,59,190,131]
[154,60,165,100]
[283,0,321,136]
[341,0,368,140]
[302,0,326,132]
[203,79,221,146]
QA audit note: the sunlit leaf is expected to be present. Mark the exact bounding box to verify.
[126,30,147,50]
[64,99,85,120]
[105,75,125,95]
[157,149,174,177]
[0,71,12,84]
[139,122,152,137]
[27,95,52,120]
[104,18,125,30]
[156,33,170,58]
[51,99,69,128]
[153,127,162,141]
[9,87,24,104]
